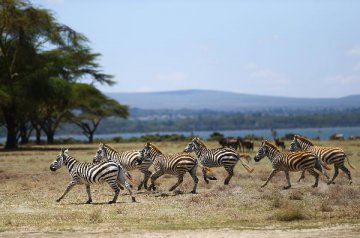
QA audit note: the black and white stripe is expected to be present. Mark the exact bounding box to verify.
[139,143,199,193]
[290,135,355,184]
[93,143,152,190]
[184,137,254,185]
[254,140,323,189]
[50,148,135,204]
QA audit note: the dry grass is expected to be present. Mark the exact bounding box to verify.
[0,140,360,236]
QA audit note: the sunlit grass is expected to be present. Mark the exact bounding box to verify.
[0,140,359,235]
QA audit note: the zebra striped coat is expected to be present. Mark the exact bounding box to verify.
[184,137,254,185]
[94,143,153,190]
[290,135,355,184]
[50,148,135,204]
[139,142,199,193]
[254,140,323,189]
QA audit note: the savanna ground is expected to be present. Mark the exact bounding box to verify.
[0,140,360,237]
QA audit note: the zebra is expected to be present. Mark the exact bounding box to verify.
[183,137,254,185]
[50,148,135,204]
[139,142,199,193]
[290,134,355,185]
[93,143,152,190]
[254,140,324,189]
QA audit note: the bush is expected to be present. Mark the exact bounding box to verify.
[274,203,306,221]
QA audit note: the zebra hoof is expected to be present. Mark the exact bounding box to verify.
[108,200,116,204]
[311,184,318,188]
[190,190,197,194]
[349,181,352,185]
[56,199,61,203]
[283,185,291,190]
[132,197,136,203]
[86,200,92,204]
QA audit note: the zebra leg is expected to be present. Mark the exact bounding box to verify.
[56,181,77,202]
[307,169,320,188]
[117,170,136,202]
[315,159,331,183]
[283,171,291,189]
[85,184,92,204]
[108,180,120,204]
[297,170,305,183]
[138,170,152,191]
[224,166,234,185]
[148,170,165,191]
[169,175,184,192]
[202,167,209,184]
[327,167,340,185]
[261,169,278,188]
[339,166,352,185]
[189,165,199,194]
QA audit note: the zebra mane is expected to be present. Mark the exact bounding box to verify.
[194,137,207,148]
[295,135,314,146]
[264,140,280,152]
[148,143,163,154]
[103,143,119,153]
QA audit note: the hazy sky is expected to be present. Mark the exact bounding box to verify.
[32,0,360,98]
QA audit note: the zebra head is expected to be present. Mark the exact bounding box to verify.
[254,141,268,162]
[139,142,152,161]
[183,137,200,152]
[50,148,69,171]
[93,143,106,163]
[289,135,302,151]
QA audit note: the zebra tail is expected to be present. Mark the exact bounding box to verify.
[238,153,255,173]
[125,171,135,185]
[323,162,331,170]
[200,164,214,173]
[347,157,356,170]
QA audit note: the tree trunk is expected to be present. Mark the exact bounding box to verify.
[35,127,41,144]
[88,132,94,143]
[3,110,18,149]
[46,130,55,144]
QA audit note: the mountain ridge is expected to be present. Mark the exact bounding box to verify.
[106,89,360,111]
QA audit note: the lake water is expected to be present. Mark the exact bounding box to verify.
[1,126,360,144]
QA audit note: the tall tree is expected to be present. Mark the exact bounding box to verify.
[69,84,128,143]
[0,0,114,148]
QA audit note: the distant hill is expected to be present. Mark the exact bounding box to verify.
[107,90,360,111]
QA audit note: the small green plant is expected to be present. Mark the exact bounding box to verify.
[274,203,306,221]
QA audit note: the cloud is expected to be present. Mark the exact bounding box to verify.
[346,46,360,57]
[330,74,360,84]
[243,63,289,85]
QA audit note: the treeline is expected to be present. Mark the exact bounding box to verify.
[57,109,360,134]
[0,0,127,148]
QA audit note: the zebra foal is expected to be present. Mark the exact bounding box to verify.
[184,137,254,185]
[93,143,152,190]
[50,148,135,204]
[254,140,323,189]
[139,142,199,193]
[290,134,355,185]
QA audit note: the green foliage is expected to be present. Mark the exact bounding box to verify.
[0,0,115,148]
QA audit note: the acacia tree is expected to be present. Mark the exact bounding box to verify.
[69,84,128,143]
[0,0,113,148]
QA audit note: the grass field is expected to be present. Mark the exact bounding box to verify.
[1,140,360,237]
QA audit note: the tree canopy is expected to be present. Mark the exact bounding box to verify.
[0,0,126,148]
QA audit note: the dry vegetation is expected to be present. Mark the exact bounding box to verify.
[0,140,360,237]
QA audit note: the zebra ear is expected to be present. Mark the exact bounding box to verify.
[64,148,69,154]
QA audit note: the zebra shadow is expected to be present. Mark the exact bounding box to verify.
[65,201,137,205]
